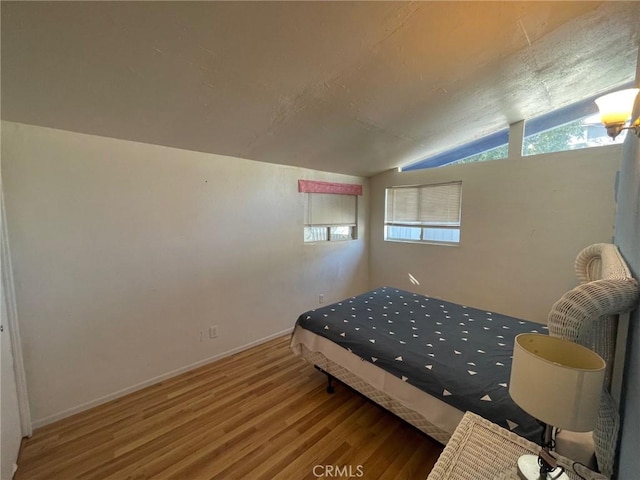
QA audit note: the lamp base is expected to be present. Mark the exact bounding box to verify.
[517,455,569,480]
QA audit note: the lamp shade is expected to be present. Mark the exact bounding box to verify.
[594,88,639,126]
[509,333,605,432]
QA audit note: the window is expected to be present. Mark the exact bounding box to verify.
[523,111,627,156]
[304,193,357,243]
[449,142,508,166]
[401,82,634,171]
[385,182,462,245]
[401,129,508,171]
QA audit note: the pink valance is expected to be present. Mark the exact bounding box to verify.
[298,180,362,196]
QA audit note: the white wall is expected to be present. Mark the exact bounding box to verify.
[1,121,369,426]
[615,54,640,480]
[370,146,620,324]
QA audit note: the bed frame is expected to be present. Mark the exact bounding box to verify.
[290,244,638,478]
[547,243,638,477]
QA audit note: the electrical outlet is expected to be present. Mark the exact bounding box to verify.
[209,325,219,339]
[319,294,325,304]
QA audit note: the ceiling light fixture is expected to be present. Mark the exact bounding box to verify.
[595,88,640,140]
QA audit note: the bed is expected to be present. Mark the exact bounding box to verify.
[289,243,638,478]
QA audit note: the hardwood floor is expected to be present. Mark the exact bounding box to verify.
[15,335,443,480]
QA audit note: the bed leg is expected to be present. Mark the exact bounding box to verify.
[314,366,336,394]
[326,375,335,394]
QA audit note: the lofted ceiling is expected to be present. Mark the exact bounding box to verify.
[2,1,639,177]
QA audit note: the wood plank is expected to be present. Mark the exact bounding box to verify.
[15,335,443,479]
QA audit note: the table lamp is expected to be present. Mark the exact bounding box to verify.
[509,333,606,480]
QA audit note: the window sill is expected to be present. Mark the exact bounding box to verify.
[383,239,460,247]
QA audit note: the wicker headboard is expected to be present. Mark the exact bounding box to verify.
[548,243,639,478]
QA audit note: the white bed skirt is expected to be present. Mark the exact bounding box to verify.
[290,325,595,465]
[291,325,464,444]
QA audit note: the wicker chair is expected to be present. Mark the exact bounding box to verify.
[547,244,639,478]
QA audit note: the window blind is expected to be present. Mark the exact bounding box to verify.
[305,193,357,226]
[386,182,462,226]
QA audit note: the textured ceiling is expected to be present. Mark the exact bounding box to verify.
[2,1,639,177]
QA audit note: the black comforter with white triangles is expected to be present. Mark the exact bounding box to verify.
[296,286,544,443]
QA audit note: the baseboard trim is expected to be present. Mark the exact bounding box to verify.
[32,328,293,429]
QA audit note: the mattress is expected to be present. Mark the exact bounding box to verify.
[293,286,545,442]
